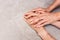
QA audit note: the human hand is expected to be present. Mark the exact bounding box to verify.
[36,12,59,27]
[24,9,56,40]
[24,8,47,33]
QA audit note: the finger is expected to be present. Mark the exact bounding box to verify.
[34,20,46,28]
[30,17,45,25]
[38,19,47,25]
[26,14,37,19]
[31,8,45,14]
[24,12,31,18]
[24,17,30,24]
[24,10,35,17]
[39,21,50,27]
[37,11,50,16]
[34,7,50,12]
[28,17,36,23]
[33,8,48,14]
[24,18,38,31]
[32,7,45,11]
[24,13,37,19]
[24,8,45,18]
[37,11,45,15]
[30,18,40,25]
[24,14,34,24]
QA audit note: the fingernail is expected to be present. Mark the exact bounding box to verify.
[32,11,36,13]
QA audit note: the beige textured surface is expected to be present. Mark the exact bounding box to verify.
[0,0,60,40]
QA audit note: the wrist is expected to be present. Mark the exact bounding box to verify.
[38,28,48,38]
[37,27,56,40]
[37,27,45,33]
[37,27,48,39]
[38,29,56,40]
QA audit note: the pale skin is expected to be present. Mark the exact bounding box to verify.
[44,0,60,28]
[24,11,56,40]
[35,0,60,28]
[24,0,60,40]
[25,0,60,28]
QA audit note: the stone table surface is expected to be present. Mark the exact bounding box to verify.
[0,0,60,40]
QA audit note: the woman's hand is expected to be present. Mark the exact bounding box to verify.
[24,8,56,40]
[36,12,58,27]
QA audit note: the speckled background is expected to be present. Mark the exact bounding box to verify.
[0,0,60,40]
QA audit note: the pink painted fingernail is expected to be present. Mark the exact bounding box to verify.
[32,11,36,13]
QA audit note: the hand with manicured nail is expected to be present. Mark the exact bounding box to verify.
[24,8,56,40]
[24,8,60,28]
[24,0,60,39]
[24,8,47,30]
